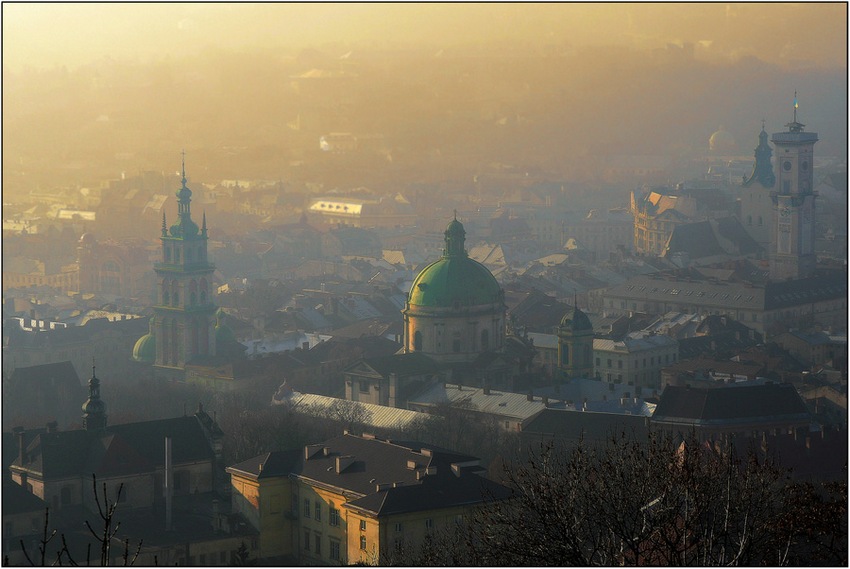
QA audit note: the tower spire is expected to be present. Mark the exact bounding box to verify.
[162,211,167,236]
[793,90,798,124]
[181,148,187,186]
[202,211,207,236]
[82,357,107,431]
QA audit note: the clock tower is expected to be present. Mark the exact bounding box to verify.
[769,94,818,280]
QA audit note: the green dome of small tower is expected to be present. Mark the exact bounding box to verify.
[131,317,156,364]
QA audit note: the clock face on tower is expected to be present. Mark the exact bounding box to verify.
[782,160,792,171]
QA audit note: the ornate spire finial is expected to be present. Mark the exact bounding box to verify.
[162,211,167,235]
[761,118,766,131]
[181,149,187,185]
[454,209,457,221]
[202,211,207,234]
[793,90,798,124]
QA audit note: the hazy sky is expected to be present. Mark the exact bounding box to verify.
[4,3,846,71]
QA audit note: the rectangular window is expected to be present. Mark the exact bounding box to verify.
[360,536,367,551]
[314,532,321,555]
[650,356,655,366]
[595,357,600,366]
[425,518,433,530]
[330,539,341,561]
[606,358,612,368]
[359,381,369,393]
[395,522,403,533]
[360,519,366,531]
[617,360,623,369]
[304,499,311,518]
[304,530,311,550]
[329,506,340,527]
[315,502,322,522]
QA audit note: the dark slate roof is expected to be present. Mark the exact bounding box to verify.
[2,476,47,515]
[764,270,847,310]
[228,434,509,516]
[9,360,80,386]
[345,471,511,516]
[14,414,215,479]
[652,384,811,427]
[356,352,438,377]
[665,220,725,259]
[521,409,650,443]
[227,449,302,480]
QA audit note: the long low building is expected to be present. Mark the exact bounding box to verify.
[601,268,846,336]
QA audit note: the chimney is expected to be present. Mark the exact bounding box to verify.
[46,421,58,433]
[527,392,533,401]
[13,426,25,465]
[335,455,355,474]
[302,341,310,351]
[542,396,549,407]
[483,387,490,395]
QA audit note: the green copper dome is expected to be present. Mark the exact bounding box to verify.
[407,218,502,308]
[132,318,156,363]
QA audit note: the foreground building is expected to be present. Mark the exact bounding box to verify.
[226,432,511,565]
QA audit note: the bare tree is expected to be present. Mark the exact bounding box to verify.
[17,474,142,566]
[456,432,846,566]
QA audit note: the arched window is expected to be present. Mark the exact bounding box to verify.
[561,345,570,366]
[413,331,423,351]
[481,329,489,351]
[452,333,462,353]
[187,248,194,262]
[162,281,169,305]
[175,248,181,263]
[757,216,763,226]
[165,247,171,262]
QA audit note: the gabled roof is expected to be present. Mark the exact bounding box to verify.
[346,352,438,378]
[13,414,216,480]
[522,408,650,442]
[652,384,810,427]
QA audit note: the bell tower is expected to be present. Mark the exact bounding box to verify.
[769,93,818,280]
[151,153,217,370]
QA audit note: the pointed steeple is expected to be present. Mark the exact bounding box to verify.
[743,121,775,188]
[202,211,207,237]
[82,359,107,432]
[169,151,199,239]
[162,211,168,236]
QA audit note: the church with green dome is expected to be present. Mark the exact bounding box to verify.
[132,155,218,372]
[402,216,506,364]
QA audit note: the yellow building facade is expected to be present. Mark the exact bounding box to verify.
[226,433,511,565]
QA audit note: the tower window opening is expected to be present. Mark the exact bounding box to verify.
[413,331,423,351]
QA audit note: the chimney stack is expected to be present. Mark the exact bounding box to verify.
[13,426,25,465]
